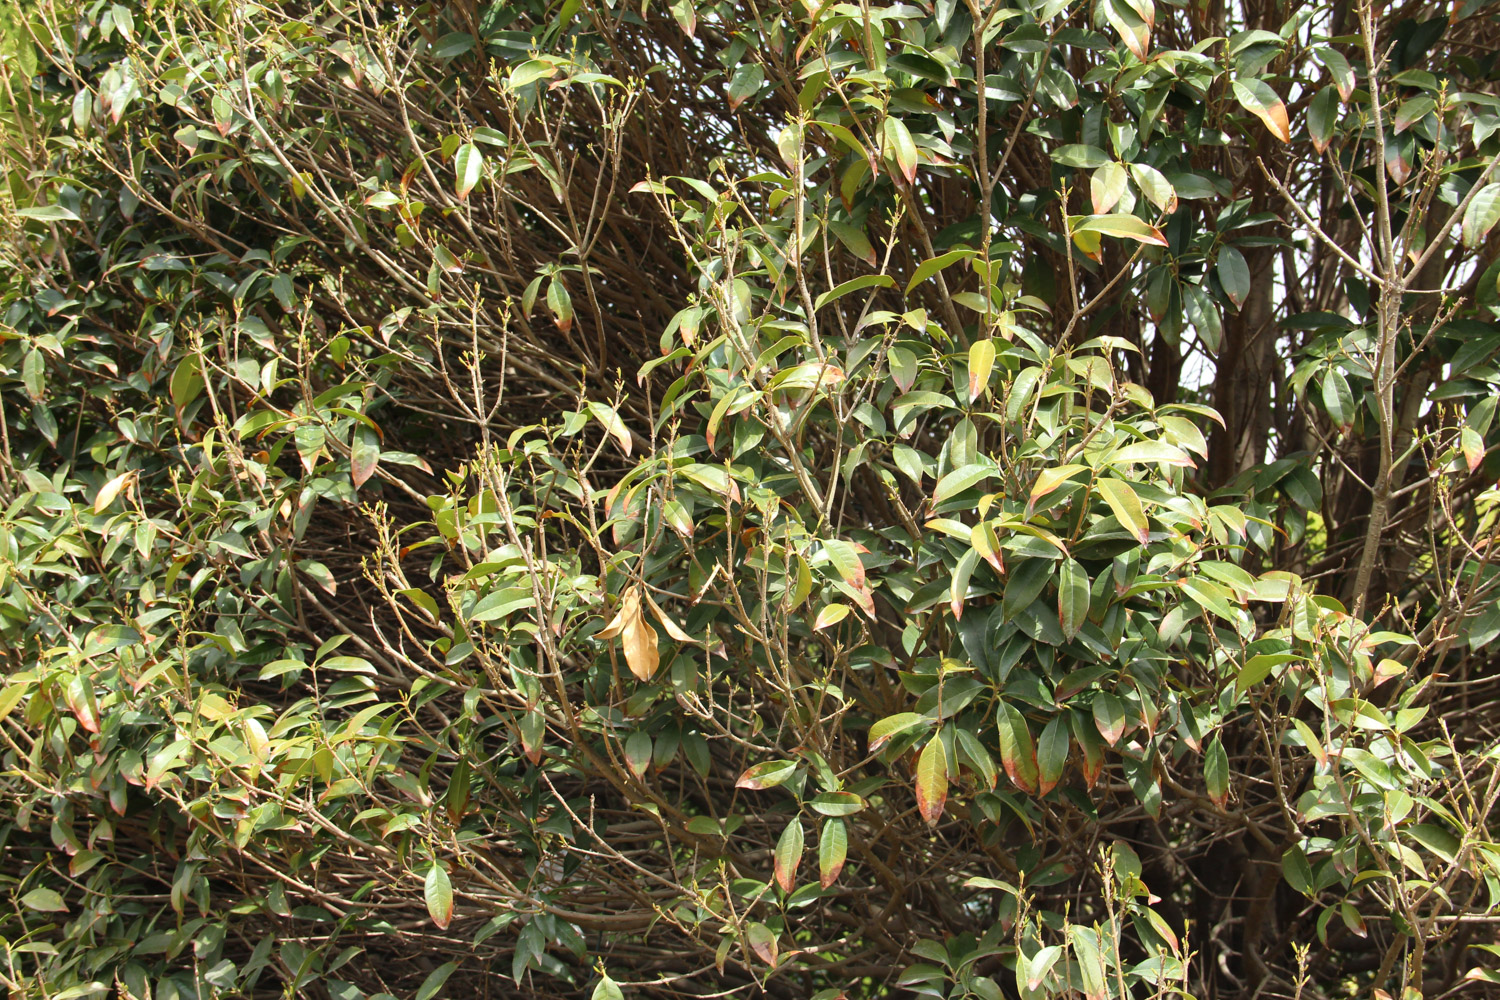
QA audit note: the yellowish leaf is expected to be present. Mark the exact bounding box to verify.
[94,470,137,514]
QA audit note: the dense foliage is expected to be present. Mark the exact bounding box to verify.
[1,0,1499,997]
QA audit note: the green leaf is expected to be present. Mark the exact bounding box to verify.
[1232,78,1290,142]
[1216,245,1250,310]
[727,63,764,110]
[828,220,877,266]
[956,727,997,789]
[1322,367,1355,429]
[588,401,633,456]
[776,120,803,170]
[21,349,44,401]
[1406,823,1460,864]
[1281,844,1314,895]
[1070,214,1168,247]
[1101,0,1150,60]
[20,888,67,912]
[905,248,975,294]
[1110,440,1195,467]
[1095,477,1150,543]
[869,712,930,751]
[809,791,865,816]
[883,116,918,183]
[1030,464,1087,504]
[815,274,895,311]
[1006,367,1043,421]
[546,277,574,332]
[508,59,558,88]
[424,863,454,929]
[997,704,1038,794]
[1093,693,1125,745]
[1313,45,1355,100]
[453,142,483,200]
[968,338,996,400]
[1237,652,1300,691]
[592,973,625,1000]
[774,817,804,892]
[1462,183,1500,247]
[1090,162,1128,213]
[934,463,996,503]
[819,818,848,887]
[625,730,653,778]
[170,355,204,409]
[1036,716,1069,796]
[950,546,979,621]
[822,539,867,591]
[735,759,799,789]
[1182,283,1223,353]
[1307,85,1339,153]
[916,734,948,825]
[1204,735,1229,808]
[1057,558,1089,641]
[415,962,457,1000]
[350,424,380,489]
[15,204,80,222]
[1393,94,1435,133]
[1129,163,1177,213]
[1052,144,1111,169]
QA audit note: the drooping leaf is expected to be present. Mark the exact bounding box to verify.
[935,463,997,503]
[1232,78,1291,142]
[997,704,1038,794]
[20,888,67,913]
[968,338,996,399]
[726,63,764,110]
[424,863,454,929]
[1462,183,1500,247]
[453,142,483,199]
[1307,85,1339,153]
[1093,692,1126,745]
[915,734,949,825]
[883,116,918,183]
[773,817,804,892]
[1070,213,1168,246]
[1036,716,1069,796]
[1091,162,1129,214]
[819,818,848,887]
[736,759,799,790]
[1216,245,1251,310]
[1057,558,1089,641]
[1204,734,1229,808]
[869,712,930,751]
[1095,477,1150,543]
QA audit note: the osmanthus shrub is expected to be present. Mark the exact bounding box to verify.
[0,0,1498,998]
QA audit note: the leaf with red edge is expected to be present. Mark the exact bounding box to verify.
[424,863,454,930]
[746,923,778,966]
[1204,734,1229,808]
[350,425,380,488]
[1036,716,1070,796]
[997,704,1038,794]
[774,818,804,893]
[915,735,949,825]
[883,116,918,184]
[736,759,799,790]
[819,818,848,887]
[1093,692,1126,745]
[1232,79,1291,142]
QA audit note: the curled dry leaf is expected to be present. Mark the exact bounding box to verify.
[644,591,694,642]
[598,586,660,680]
